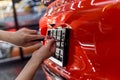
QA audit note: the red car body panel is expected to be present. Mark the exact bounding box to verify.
[39,0,120,80]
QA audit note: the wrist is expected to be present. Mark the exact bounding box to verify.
[0,30,14,43]
[31,54,43,64]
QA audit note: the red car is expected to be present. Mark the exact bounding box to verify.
[39,0,120,80]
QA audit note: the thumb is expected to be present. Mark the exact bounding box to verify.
[46,39,56,48]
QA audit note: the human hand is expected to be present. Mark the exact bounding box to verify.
[10,28,44,47]
[15,39,56,80]
[32,38,56,62]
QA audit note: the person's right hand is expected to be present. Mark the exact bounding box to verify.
[10,28,44,47]
[32,38,56,62]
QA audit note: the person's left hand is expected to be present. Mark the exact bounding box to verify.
[32,38,56,62]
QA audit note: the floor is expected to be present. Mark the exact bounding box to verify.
[0,57,46,80]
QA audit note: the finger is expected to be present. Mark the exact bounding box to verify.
[50,42,56,53]
[40,35,45,38]
[46,36,55,39]
[28,35,44,41]
[30,42,42,47]
[26,29,38,34]
[45,39,56,49]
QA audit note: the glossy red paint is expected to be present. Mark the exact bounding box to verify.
[39,0,120,80]
[7,29,16,32]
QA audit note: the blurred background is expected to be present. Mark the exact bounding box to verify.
[0,0,46,30]
[0,0,47,80]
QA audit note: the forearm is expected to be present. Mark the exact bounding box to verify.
[0,30,14,43]
[15,39,56,80]
[22,43,42,54]
[15,56,42,80]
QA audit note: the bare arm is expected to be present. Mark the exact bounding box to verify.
[0,28,44,47]
[11,43,42,57]
[0,30,13,42]
[15,39,56,80]
[15,55,43,80]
